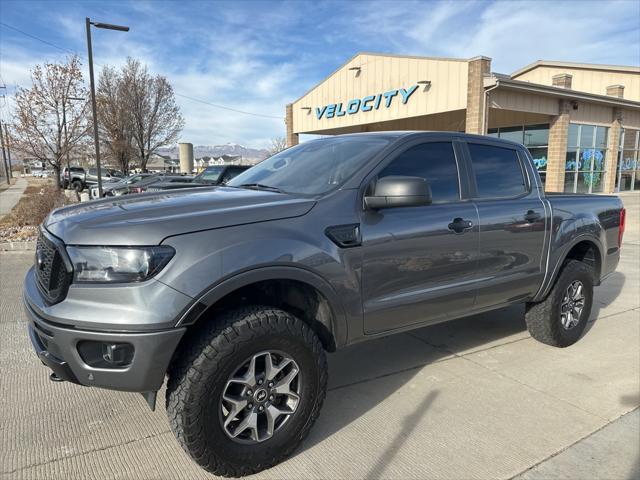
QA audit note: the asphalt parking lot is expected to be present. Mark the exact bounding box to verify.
[1,194,638,480]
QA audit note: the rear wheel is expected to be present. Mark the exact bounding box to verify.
[71,180,83,192]
[166,306,328,477]
[525,260,594,347]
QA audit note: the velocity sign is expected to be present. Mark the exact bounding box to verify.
[315,85,419,120]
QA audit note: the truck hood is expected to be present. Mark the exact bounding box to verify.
[45,186,316,245]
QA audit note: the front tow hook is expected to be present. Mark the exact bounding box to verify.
[49,372,64,382]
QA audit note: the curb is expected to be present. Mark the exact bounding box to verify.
[0,241,36,252]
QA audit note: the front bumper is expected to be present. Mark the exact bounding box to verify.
[24,298,186,392]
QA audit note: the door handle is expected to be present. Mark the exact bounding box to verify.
[448,217,473,234]
[524,210,541,223]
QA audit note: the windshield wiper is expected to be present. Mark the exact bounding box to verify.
[238,183,284,193]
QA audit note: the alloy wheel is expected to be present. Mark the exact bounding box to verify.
[220,350,301,444]
[560,280,585,330]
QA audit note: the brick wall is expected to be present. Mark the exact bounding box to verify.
[545,100,571,192]
[552,74,573,89]
[285,103,299,147]
[603,108,623,193]
[606,85,625,98]
[465,57,491,135]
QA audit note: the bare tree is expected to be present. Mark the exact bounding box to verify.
[11,56,90,188]
[269,136,287,156]
[97,65,134,174]
[122,58,184,170]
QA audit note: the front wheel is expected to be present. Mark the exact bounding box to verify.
[525,260,594,347]
[166,306,328,477]
[71,180,83,192]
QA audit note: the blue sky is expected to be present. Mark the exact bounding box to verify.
[1,0,639,148]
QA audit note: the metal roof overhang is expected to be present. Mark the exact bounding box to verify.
[485,77,640,110]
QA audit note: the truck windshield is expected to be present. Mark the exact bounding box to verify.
[227,136,391,195]
[195,166,224,182]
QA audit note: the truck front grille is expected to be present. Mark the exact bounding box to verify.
[35,230,71,304]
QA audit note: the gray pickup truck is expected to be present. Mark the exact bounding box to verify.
[24,132,625,477]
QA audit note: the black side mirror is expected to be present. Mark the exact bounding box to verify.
[364,176,432,210]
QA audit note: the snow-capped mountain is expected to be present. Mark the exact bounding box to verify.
[157,143,270,161]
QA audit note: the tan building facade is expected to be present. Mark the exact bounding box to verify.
[286,53,640,193]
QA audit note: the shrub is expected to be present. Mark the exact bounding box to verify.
[1,185,72,228]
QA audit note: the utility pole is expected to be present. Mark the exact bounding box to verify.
[4,123,12,179]
[86,17,129,197]
[0,118,10,185]
[0,84,8,184]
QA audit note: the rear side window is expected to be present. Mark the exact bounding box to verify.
[379,142,459,202]
[468,144,526,198]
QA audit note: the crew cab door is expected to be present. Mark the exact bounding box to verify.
[463,140,549,308]
[360,140,480,334]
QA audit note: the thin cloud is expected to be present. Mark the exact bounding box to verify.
[1,0,638,147]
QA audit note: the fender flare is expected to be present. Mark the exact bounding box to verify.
[534,233,604,301]
[175,265,349,348]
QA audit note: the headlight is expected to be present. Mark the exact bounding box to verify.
[66,246,175,283]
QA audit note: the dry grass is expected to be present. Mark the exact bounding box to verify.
[0,179,77,242]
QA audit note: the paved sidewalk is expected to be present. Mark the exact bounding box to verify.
[516,409,639,480]
[0,176,27,220]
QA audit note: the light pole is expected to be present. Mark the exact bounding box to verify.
[62,96,85,187]
[86,17,129,197]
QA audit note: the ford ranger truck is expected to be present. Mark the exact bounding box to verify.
[24,132,625,477]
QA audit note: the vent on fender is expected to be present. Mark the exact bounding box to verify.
[325,223,361,248]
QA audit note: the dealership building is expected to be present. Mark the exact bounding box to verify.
[285,53,640,193]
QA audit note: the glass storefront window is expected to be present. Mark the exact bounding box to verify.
[568,124,580,148]
[489,124,549,186]
[529,147,548,171]
[499,126,524,143]
[617,129,640,192]
[595,127,609,149]
[524,124,549,147]
[564,123,609,193]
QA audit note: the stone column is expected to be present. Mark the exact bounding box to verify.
[285,103,299,147]
[603,108,623,194]
[545,100,572,192]
[465,56,491,135]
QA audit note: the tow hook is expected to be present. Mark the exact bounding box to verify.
[49,372,64,382]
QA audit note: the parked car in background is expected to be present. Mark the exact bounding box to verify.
[145,165,249,192]
[85,168,124,189]
[24,132,625,476]
[59,166,86,189]
[60,167,123,192]
[126,174,191,194]
[90,173,154,199]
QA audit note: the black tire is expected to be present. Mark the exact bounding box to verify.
[525,260,594,347]
[71,180,83,192]
[166,306,328,477]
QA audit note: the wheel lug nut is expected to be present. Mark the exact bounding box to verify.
[258,379,263,385]
[259,406,264,411]
[247,390,252,396]
[269,395,274,401]
[268,382,273,388]
[247,403,253,409]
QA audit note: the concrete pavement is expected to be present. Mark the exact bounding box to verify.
[0,194,638,479]
[0,176,27,220]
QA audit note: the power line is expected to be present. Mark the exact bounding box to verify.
[0,21,283,120]
[174,93,282,119]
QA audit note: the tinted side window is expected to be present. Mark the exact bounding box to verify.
[468,144,526,198]
[379,142,460,202]
[88,168,97,176]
